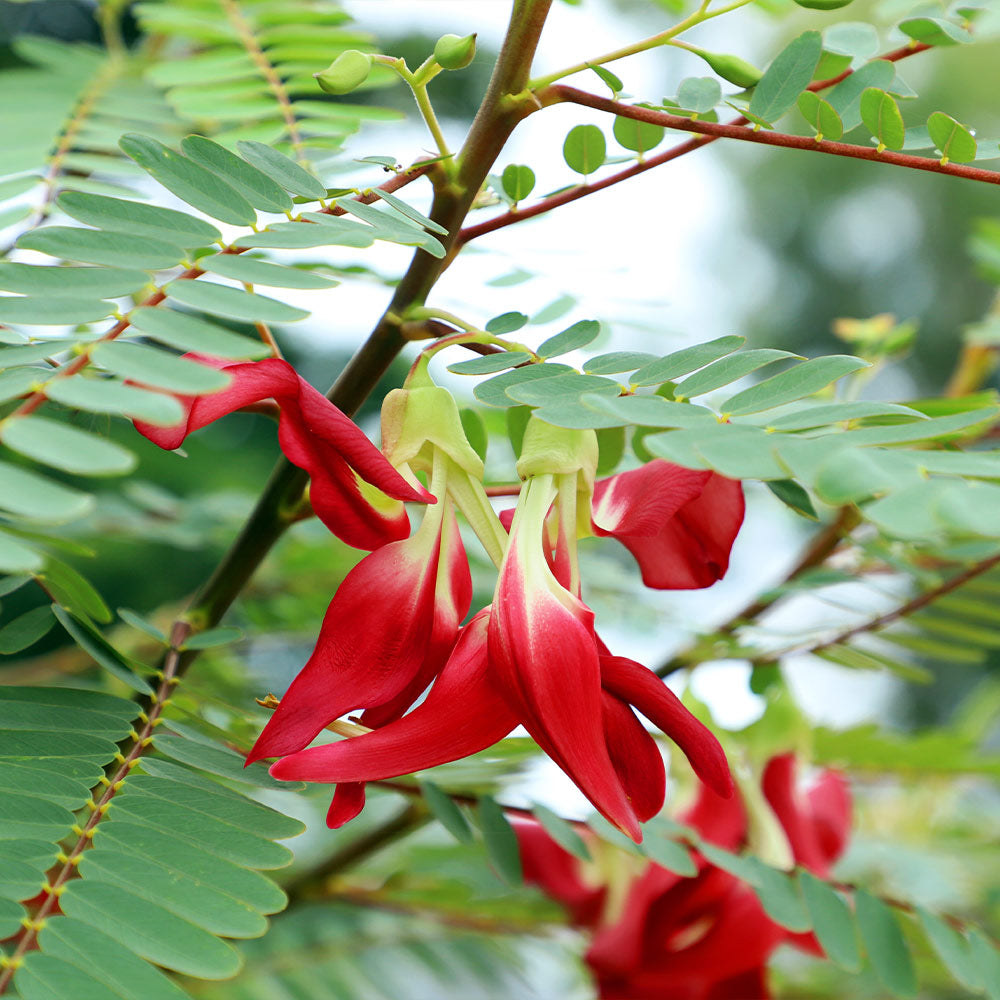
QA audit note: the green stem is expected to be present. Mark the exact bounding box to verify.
[378,55,451,159]
[412,82,451,158]
[528,0,751,90]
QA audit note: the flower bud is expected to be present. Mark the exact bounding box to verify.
[314,50,372,96]
[695,50,763,89]
[793,0,854,8]
[433,33,477,71]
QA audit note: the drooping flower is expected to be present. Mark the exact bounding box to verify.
[591,459,744,589]
[269,416,733,840]
[248,368,510,818]
[133,355,429,551]
[513,753,852,1000]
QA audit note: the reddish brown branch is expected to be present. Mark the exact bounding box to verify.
[455,42,935,248]
[544,86,1000,186]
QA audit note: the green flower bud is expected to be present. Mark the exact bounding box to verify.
[695,50,763,89]
[314,50,372,96]
[793,0,854,9]
[433,33,477,71]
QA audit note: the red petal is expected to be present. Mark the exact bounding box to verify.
[360,509,471,728]
[498,507,515,533]
[490,544,639,840]
[248,526,447,763]
[600,654,733,799]
[326,782,366,828]
[269,610,517,783]
[602,693,666,823]
[806,769,852,867]
[592,461,710,538]
[597,466,744,590]
[134,356,430,549]
[762,754,851,878]
[682,782,747,854]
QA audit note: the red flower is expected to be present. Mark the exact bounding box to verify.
[591,459,744,589]
[247,462,472,775]
[513,754,852,1000]
[269,462,732,840]
[259,413,738,838]
[134,356,429,551]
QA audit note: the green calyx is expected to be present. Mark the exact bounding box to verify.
[314,49,372,95]
[433,33,477,71]
[516,414,598,486]
[381,384,484,478]
[693,49,763,89]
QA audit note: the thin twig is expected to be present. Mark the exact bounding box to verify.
[750,549,1000,665]
[284,803,430,903]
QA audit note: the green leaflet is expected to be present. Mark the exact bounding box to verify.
[1,416,136,476]
[165,279,310,324]
[749,31,822,123]
[237,140,327,199]
[181,135,294,213]
[0,684,304,996]
[119,134,257,226]
[45,377,185,426]
[56,191,222,247]
[199,254,338,289]
[721,355,868,415]
[92,342,232,394]
[128,306,271,359]
[476,795,522,885]
[0,463,94,524]
[448,351,533,375]
[17,226,186,270]
[854,891,918,997]
[0,263,150,298]
[537,320,601,358]
[563,124,606,176]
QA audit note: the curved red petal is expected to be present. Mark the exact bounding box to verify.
[269,611,518,783]
[326,782,366,828]
[490,552,639,840]
[600,654,733,799]
[248,528,445,763]
[602,693,666,823]
[592,461,710,538]
[135,356,429,549]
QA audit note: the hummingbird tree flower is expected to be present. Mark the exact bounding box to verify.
[591,459,745,590]
[268,415,733,840]
[250,365,509,823]
[512,754,852,1000]
[133,355,430,551]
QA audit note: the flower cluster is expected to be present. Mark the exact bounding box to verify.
[514,754,852,1000]
[137,357,745,839]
